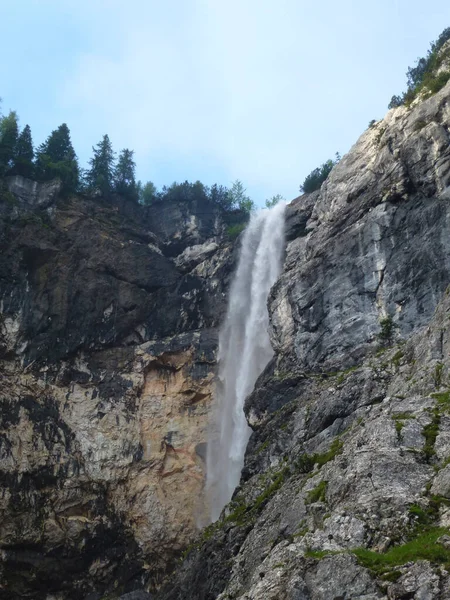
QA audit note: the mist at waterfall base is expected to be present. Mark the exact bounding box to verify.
[205,202,286,523]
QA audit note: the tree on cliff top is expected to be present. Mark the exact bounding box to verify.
[388,26,450,107]
[35,123,79,192]
[114,148,138,201]
[228,180,255,213]
[85,134,115,196]
[0,111,19,176]
[138,180,158,205]
[300,153,340,194]
[11,125,34,178]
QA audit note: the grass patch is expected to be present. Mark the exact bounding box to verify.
[305,480,328,505]
[336,366,358,385]
[392,413,415,441]
[391,350,404,369]
[226,222,246,240]
[314,439,344,467]
[422,408,441,462]
[304,549,340,559]
[353,527,450,574]
[434,363,444,388]
[431,390,450,410]
[256,438,270,455]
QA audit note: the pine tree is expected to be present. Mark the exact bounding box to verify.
[12,125,34,178]
[114,148,137,201]
[86,134,115,195]
[0,111,19,176]
[228,180,254,213]
[138,180,157,206]
[35,123,79,192]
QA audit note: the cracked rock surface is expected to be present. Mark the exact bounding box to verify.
[158,82,450,600]
[0,186,237,599]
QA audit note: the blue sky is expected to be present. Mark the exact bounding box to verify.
[1,1,449,205]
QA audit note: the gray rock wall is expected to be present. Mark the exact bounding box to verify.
[157,82,450,600]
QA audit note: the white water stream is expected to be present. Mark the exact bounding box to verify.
[205,202,285,523]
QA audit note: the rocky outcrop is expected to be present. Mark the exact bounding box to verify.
[0,185,236,598]
[158,81,450,600]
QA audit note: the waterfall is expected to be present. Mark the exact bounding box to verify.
[205,201,285,523]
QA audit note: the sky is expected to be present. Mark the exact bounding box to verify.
[1,1,449,205]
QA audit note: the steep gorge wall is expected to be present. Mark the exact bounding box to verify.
[159,81,450,600]
[0,182,236,598]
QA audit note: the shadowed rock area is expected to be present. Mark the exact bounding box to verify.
[0,183,238,599]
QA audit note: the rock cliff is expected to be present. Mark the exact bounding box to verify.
[158,81,450,599]
[0,181,237,599]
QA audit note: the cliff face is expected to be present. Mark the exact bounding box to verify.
[0,182,236,598]
[159,82,450,600]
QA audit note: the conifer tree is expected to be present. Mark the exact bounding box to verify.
[0,111,19,176]
[35,123,79,192]
[114,148,137,201]
[12,125,34,178]
[86,134,115,195]
[228,180,254,213]
[138,180,157,206]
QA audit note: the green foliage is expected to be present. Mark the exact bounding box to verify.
[224,465,291,527]
[228,179,255,213]
[85,134,115,195]
[391,350,404,369]
[265,194,284,208]
[161,180,208,204]
[392,413,414,441]
[388,27,450,107]
[114,148,138,201]
[300,153,340,194]
[12,124,34,178]
[0,110,19,176]
[353,528,450,574]
[227,223,246,240]
[209,183,233,210]
[434,363,444,388]
[35,123,79,193]
[388,95,404,109]
[379,316,395,341]
[305,480,328,504]
[138,180,158,206]
[314,439,343,468]
[422,408,441,462]
[431,390,450,410]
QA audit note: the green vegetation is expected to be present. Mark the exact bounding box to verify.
[305,480,328,504]
[221,465,292,528]
[227,222,247,240]
[305,549,340,559]
[431,390,450,411]
[434,363,444,389]
[391,350,404,369]
[336,366,358,385]
[422,408,441,462]
[354,528,450,574]
[294,437,344,475]
[35,123,79,193]
[388,27,450,108]
[0,101,256,217]
[300,153,340,194]
[379,315,395,341]
[265,194,284,208]
[392,412,415,441]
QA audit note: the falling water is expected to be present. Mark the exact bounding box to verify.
[205,201,286,523]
